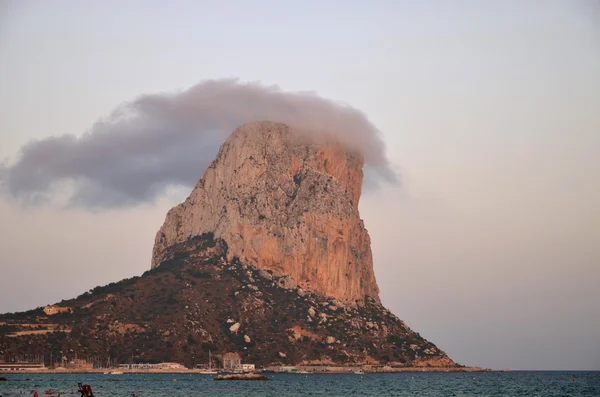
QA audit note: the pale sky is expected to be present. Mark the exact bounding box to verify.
[1,0,599,370]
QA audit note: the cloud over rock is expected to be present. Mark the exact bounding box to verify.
[1,79,395,209]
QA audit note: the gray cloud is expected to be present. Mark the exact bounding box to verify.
[1,79,396,208]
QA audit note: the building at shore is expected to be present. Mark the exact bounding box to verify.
[241,364,255,372]
[221,352,255,372]
[66,359,93,370]
[118,362,185,370]
[222,353,241,370]
[0,362,45,371]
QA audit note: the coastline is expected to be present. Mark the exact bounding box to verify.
[0,366,495,375]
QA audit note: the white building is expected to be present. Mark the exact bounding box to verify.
[277,366,298,373]
[0,362,45,371]
[43,305,72,315]
[119,362,184,370]
[222,352,255,372]
[241,364,255,372]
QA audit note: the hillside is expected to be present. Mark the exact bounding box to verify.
[0,234,455,368]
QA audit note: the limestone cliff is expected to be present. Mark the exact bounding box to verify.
[151,121,380,303]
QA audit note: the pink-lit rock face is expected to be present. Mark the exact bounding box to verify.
[151,121,380,303]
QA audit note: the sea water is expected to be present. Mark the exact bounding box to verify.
[1,372,599,396]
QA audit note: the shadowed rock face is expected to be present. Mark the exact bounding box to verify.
[151,121,380,303]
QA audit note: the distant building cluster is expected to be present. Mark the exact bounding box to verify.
[0,362,45,371]
[43,305,73,316]
[66,359,93,370]
[118,362,185,370]
[222,352,255,372]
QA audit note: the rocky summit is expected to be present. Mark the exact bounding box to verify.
[152,121,379,303]
[0,121,457,368]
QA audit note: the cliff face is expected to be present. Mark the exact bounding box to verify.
[151,121,380,303]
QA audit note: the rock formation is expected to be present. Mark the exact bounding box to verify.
[0,120,458,369]
[152,121,380,303]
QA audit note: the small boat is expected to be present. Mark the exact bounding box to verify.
[109,371,124,375]
[214,373,269,381]
[354,370,365,374]
[197,350,218,374]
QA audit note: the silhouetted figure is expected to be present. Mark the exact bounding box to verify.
[77,384,94,397]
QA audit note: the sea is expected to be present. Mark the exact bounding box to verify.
[0,372,599,397]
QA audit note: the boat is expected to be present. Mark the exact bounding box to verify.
[354,369,365,374]
[214,373,269,381]
[109,371,124,375]
[199,350,218,374]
